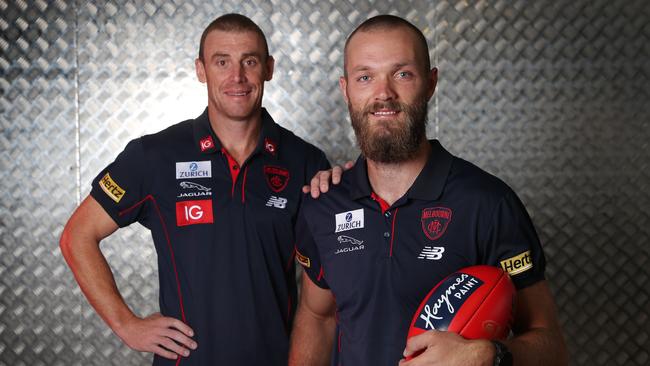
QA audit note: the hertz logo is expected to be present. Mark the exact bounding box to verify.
[500,250,533,276]
[100,173,125,203]
[295,250,311,268]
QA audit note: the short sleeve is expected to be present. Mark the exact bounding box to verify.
[90,138,150,227]
[483,189,546,289]
[295,199,330,289]
[304,147,331,184]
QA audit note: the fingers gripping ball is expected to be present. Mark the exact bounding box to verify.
[407,265,515,343]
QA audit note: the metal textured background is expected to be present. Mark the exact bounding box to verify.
[1,0,648,365]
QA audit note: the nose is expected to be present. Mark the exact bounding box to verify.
[232,63,246,83]
[374,76,397,101]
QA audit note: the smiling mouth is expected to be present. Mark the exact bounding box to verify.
[371,110,400,116]
[225,90,252,97]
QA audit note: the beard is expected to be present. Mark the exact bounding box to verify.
[349,98,428,163]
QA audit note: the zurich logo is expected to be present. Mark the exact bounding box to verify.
[189,162,198,171]
[335,209,364,233]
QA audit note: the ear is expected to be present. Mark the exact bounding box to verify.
[339,76,350,104]
[265,55,275,81]
[195,58,207,83]
[426,67,438,100]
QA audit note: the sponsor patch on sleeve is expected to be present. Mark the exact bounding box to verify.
[99,173,126,203]
[500,250,533,276]
[295,249,311,268]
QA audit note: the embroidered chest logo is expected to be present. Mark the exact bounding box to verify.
[264,138,277,156]
[178,181,212,198]
[335,235,365,255]
[176,200,213,226]
[418,246,445,260]
[199,135,215,152]
[266,196,287,209]
[335,209,364,233]
[176,161,211,179]
[421,207,452,240]
[264,166,290,192]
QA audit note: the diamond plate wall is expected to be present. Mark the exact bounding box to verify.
[1,0,648,365]
[1,1,81,365]
[434,1,650,364]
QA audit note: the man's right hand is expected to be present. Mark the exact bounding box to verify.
[116,313,197,360]
[303,161,355,198]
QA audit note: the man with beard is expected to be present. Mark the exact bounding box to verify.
[289,15,567,366]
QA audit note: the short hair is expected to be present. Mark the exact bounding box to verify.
[343,15,431,76]
[198,13,269,62]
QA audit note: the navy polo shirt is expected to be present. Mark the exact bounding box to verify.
[295,140,545,366]
[90,108,329,366]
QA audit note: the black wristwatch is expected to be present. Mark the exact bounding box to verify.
[491,340,513,366]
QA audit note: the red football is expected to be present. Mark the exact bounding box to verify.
[407,265,515,343]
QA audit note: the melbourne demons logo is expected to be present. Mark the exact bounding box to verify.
[421,207,452,240]
[264,166,290,192]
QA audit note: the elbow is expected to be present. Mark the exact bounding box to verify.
[59,221,84,265]
[59,226,74,262]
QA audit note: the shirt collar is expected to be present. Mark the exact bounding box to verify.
[407,140,453,200]
[347,140,453,201]
[192,107,281,159]
[348,155,372,200]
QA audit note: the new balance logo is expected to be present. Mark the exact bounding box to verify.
[418,246,445,260]
[266,196,287,209]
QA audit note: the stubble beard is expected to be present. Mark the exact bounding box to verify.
[350,98,428,164]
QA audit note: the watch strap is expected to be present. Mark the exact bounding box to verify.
[491,340,513,366]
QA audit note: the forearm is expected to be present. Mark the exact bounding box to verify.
[505,281,568,366]
[288,306,336,366]
[507,327,568,366]
[59,214,136,337]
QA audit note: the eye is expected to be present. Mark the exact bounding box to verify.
[357,75,370,82]
[396,71,413,79]
[216,59,227,67]
[244,58,257,67]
